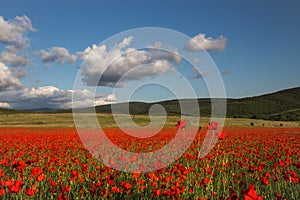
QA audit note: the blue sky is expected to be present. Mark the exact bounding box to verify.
[0,0,299,109]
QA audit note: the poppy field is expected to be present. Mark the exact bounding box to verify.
[0,126,299,199]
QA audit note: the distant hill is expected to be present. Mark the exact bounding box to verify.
[94,99,212,116]
[0,108,26,115]
[226,87,300,121]
[2,87,299,121]
[23,108,63,113]
[94,87,300,121]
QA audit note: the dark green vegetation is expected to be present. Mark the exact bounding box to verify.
[1,87,300,121]
[95,87,300,121]
[226,87,300,121]
[0,108,27,115]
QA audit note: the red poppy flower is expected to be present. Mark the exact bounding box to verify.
[9,184,20,193]
[242,184,263,200]
[25,188,35,196]
[200,177,210,186]
[58,193,69,200]
[71,170,79,177]
[207,121,218,130]
[218,132,226,140]
[37,174,46,182]
[261,177,269,185]
[275,193,284,200]
[125,183,131,190]
[132,172,140,179]
[63,185,71,192]
[153,189,161,197]
[176,120,186,129]
[31,167,43,176]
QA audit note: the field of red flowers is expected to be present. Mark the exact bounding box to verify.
[0,127,299,199]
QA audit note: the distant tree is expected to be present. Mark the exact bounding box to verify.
[251,115,257,119]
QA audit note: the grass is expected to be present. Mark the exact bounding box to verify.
[0,113,299,128]
[0,113,75,127]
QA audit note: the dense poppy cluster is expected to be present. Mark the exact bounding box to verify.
[0,127,299,199]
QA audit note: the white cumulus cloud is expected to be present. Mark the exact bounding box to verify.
[146,41,181,64]
[0,85,116,109]
[0,15,34,67]
[118,36,133,49]
[79,36,180,87]
[0,45,31,67]
[105,94,117,102]
[0,102,10,108]
[0,62,24,91]
[0,15,34,47]
[11,68,27,79]
[37,47,77,64]
[184,33,227,52]
[94,94,117,106]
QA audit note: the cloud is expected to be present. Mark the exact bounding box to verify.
[0,85,116,109]
[0,15,34,47]
[118,36,133,49]
[184,33,227,52]
[94,94,117,106]
[0,16,34,67]
[0,62,24,91]
[147,41,182,64]
[0,102,10,108]
[80,36,180,87]
[190,70,207,79]
[190,68,231,79]
[194,58,200,64]
[11,68,27,79]
[0,45,31,67]
[37,47,77,64]
[222,70,231,75]
[104,94,117,102]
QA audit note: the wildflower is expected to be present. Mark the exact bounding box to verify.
[132,172,140,179]
[242,184,263,200]
[200,177,210,186]
[37,174,46,182]
[218,132,226,140]
[176,120,186,129]
[25,188,35,196]
[0,188,5,196]
[31,167,43,176]
[207,121,218,130]
[153,189,161,197]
